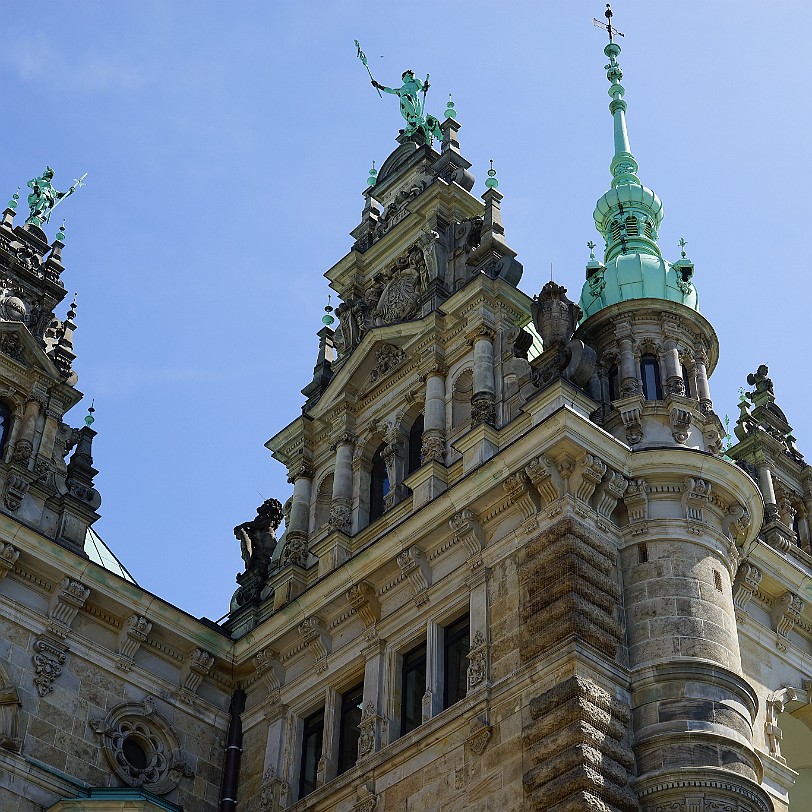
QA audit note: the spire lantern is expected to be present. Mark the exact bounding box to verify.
[579,5,699,321]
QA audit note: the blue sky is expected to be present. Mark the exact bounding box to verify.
[1,1,808,619]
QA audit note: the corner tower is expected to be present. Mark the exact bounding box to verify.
[0,178,101,555]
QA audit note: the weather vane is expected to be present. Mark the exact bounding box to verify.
[593,3,624,43]
[679,237,688,258]
[354,40,442,144]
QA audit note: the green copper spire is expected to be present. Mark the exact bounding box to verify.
[579,5,699,320]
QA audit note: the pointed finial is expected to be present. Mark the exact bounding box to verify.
[679,237,687,258]
[8,186,20,210]
[587,240,596,261]
[85,400,95,427]
[67,293,77,322]
[485,159,499,189]
[321,294,335,326]
[366,160,377,187]
[56,220,66,243]
[444,94,457,120]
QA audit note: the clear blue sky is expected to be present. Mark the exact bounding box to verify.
[1,1,807,619]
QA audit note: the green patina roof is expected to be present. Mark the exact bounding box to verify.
[579,252,699,318]
[579,27,699,320]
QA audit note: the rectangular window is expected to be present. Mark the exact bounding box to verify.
[443,614,470,709]
[640,355,661,400]
[400,640,427,735]
[298,708,324,799]
[337,683,364,775]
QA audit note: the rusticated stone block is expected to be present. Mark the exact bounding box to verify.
[520,518,622,662]
[523,676,638,812]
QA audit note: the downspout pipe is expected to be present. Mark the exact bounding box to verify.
[219,688,246,812]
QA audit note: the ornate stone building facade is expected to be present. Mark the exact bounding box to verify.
[1,17,811,812]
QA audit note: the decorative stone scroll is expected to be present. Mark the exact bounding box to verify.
[298,616,330,672]
[502,471,540,522]
[47,577,90,637]
[669,406,692,444]
[681,477,711,523]
[770,591,804,651]
[449,509,486,568]
[524,456,563,506]
[346,581,380,637]
[765,683,812,763]
[396,547,431,607]
[0,542,19,580]
[180,648,215,694]
[732,563,762,614]
[116,615,152,671]
[254,648,284,693]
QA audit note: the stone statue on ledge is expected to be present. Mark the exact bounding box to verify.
[234,498,284,572]
[25,167,86,227]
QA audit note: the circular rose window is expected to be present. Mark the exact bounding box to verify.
[90,698,193,795]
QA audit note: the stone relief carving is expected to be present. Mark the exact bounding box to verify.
[180,648,214,694]
[91,698,193,795]
[369,343,405,384]
[32,637,66,697]
[346,581,380,635]
[466,630,487,691]
[357,701,379,760]
[0,663,21,752]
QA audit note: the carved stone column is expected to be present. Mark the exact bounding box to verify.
[329,434,354,534]
[421,366,446,464]
[694,345,713,414]
[358,639,386,763]
[13,396,41,465]
[470,327,496,426]
[615,323,639,396]
[286,465,313,541]
[662,335,684,396]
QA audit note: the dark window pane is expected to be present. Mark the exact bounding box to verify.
[299,708,324,799]
[443,615,470,709]
[608,366,619,402]
[401,641,426,735]
[640,355,661,401]
[369,444,389,522]
[682,367,692,397]
[407,414,424,475]
[337,683,364,775]
[0,402,10,455]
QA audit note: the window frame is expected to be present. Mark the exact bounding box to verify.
[298,706,325,800]
[400,639,427,736]
[640,353,662,401]
[336,682,364,776]
[442,613,470,710]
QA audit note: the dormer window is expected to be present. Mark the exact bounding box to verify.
[369,444,389,523]
[640,354,662,400]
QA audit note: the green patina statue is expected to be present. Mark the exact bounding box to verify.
[371,70,442,144]
[25,167,86,227]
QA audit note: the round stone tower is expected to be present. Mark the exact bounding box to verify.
[576,12,773,812]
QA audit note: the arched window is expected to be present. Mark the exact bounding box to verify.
[452,369,473,429]
[369,444,389,523]
[640,354,662,401]
[682,364,693,398]
[407,414,424,476]
[0,402,11,456]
